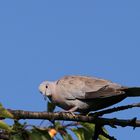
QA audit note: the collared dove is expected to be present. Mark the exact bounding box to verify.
[39,75,140,113]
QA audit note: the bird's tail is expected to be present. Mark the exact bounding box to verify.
[122,87,140,97]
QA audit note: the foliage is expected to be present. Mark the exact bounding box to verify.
[0,102,109,140]
[0,103,13,118]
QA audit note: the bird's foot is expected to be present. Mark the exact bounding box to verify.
[59,110,76,117]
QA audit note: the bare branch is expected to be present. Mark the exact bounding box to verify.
[5,109,140,128]
[90,102,140,117]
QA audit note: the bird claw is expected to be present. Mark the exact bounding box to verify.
[66,111,76,117]
[59,110,76,117]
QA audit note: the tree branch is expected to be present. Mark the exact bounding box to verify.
[5,109,140,128]
[90,102,140,117]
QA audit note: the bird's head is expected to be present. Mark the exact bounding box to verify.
[39,81,54,99]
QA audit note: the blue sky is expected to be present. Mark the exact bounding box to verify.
[0,1,140,139]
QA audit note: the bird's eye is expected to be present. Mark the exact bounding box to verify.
[45,85,48,88]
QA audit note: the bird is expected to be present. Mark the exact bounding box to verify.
[39,75,140,113]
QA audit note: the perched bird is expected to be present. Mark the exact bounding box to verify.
[39,75,140,113]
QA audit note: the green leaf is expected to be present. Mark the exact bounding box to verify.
[10,135,24,140]
[54,121,62,129]
[61,133,73,140]
[99,127,110,140]
[78,122,95,139]
[99,135,110,140]
[72,127,92,140]
[0,120,12,132]
[47,102,56,112]
[28,131,43,140]
[32,127,52,139]
[80,122,110,140]
[0,103,13,118]
[80,122,95,133]
[12,120,26,133]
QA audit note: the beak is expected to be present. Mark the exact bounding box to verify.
[43,94,47,101]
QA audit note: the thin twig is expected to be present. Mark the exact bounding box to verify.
[90,102,140,117]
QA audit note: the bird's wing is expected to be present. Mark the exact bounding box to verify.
[56,75,124,100]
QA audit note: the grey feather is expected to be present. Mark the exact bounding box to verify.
[39,75,140,113]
